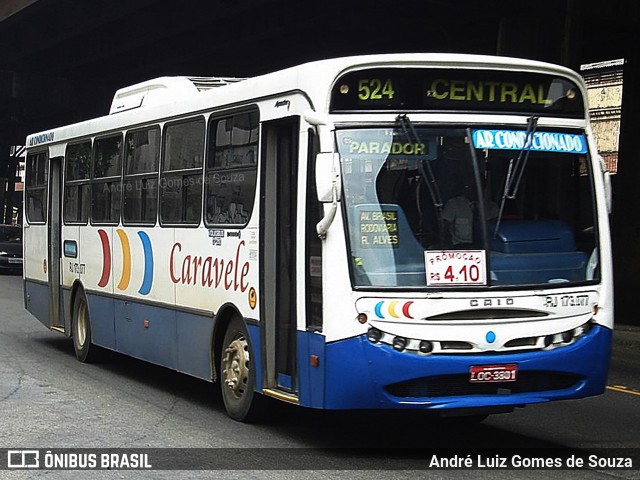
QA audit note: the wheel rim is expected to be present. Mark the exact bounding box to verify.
[75,298,88,348]
[222,333,250,400]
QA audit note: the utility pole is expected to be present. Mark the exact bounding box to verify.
[0,141,8,224]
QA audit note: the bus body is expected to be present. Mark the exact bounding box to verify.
[23,54,613,421]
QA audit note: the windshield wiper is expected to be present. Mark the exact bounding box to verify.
[494,116,539,238]
[396,114,443,209]
[395,114,445,244]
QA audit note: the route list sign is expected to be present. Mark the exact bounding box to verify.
[359,209,399,248]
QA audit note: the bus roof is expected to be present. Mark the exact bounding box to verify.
[26,53,586,148]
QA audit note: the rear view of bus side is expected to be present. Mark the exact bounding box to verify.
[23,54,613,421]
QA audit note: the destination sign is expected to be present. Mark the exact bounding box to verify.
[330,68,584,117]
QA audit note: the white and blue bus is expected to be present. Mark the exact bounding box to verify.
[23,54,613,421]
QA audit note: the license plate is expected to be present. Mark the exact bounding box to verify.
[8,258,22,264]
[469,364,518,383]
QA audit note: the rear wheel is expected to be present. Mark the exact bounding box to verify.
[220,316,262,422]
[72,289,98,363]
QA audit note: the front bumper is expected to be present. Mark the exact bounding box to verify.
[322,324,611,410]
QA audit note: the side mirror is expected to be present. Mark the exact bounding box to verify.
[315,152,341,239]
[304,111,341,238]
[315,152,341,203]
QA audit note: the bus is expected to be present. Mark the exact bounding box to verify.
[23,54,613,422]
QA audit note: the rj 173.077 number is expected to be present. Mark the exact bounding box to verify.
[358,78,395,101]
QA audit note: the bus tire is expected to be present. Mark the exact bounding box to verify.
[220,316,262,422]
[72,289,97,363]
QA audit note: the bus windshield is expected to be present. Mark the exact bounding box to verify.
[337,126,599,289]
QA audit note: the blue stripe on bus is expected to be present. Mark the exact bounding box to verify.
[85,292,214,380]
[246,324,263,390]
[29,277,610,414]
[24,280,50,329]
[297,330,326,408]
[137,231,154,295]
[87,294,116,350]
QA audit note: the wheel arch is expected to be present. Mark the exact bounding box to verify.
[68,280,86,332]
[211,302,245,383]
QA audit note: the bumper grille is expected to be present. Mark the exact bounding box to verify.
[385,371,582,398]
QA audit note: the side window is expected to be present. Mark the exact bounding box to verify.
[123,126,160,225]
[160,118,205,225]
[25,151,49,224]
[92,134,123,224]
[205,110,259,226]
[64,141,91,224]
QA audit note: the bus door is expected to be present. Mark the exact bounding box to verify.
[261,118,299,400]
[48,156,64,331]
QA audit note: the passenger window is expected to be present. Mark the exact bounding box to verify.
[160,118,205,225]
[25,151,49,224]
[92,134,123,224]
[205,110,259,226]
[64,141,91,224]
[123,126,160,225]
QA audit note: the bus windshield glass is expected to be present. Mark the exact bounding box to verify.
[337,126,599,289]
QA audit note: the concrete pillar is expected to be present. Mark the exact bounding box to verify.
[495,1,570,65]
[611,54,640,324]
[0,140,9,223]
[3,152,17,224]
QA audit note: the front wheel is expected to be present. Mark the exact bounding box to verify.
[72,289,99,363]
[220,316,262,422]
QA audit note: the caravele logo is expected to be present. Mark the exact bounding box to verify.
[97,229,154,295]
[169,240,251,292]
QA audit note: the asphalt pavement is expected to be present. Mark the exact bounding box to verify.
[613,321,640,350]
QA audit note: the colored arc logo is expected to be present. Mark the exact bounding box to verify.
[374,300,414,319]
[97,230,111,288]
[98,229,154,295]
[116,229,131,290]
